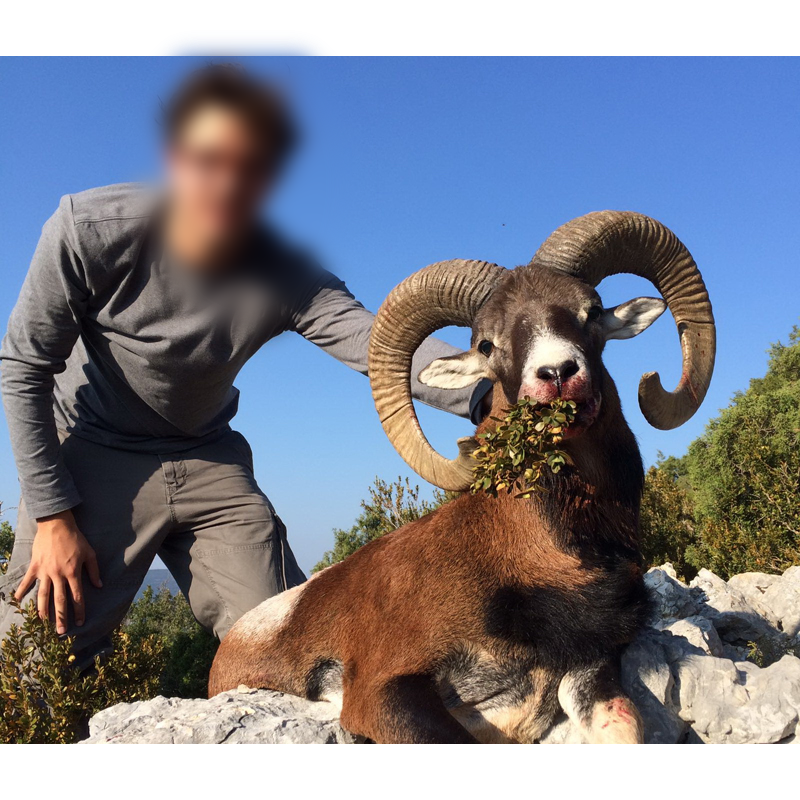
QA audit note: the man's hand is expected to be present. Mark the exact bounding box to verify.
[15,510,102,634]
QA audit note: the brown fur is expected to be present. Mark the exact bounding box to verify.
[209,380,647,742]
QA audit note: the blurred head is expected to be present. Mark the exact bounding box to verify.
[163,64,298,253]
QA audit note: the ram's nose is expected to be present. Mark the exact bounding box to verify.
[519,358,591,403]
[535,359,579,389]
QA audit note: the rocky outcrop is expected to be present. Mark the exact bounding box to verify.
[83,564,800,744]
[84,687,359,744]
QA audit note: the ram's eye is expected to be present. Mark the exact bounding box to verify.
[587,305,603,322]
[478,340,494,356]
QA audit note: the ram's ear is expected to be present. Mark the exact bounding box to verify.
[418,351,489,389]
[602,297,667,341]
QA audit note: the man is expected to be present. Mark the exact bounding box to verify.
[0,65,488,669]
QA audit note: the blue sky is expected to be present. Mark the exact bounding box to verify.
[0,57,798,573]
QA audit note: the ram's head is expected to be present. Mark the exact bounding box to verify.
[368,211,716,491]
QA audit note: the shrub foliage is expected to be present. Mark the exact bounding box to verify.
[471,398,576,498]
[0,521,13,569]
[639,456,697,580]
[1,514,216,742]
[0,586,216,744]
[0,597,163,744]
[313,477,450,572]
[685,327,800,577]
[125,585,218,699]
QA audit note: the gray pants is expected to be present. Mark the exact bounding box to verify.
[0,430,305,670]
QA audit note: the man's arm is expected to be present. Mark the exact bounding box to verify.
[289,266,491,423]
[1,196,102,631]
[2,196,87,518]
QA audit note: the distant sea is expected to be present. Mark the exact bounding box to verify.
[135,568,180,600]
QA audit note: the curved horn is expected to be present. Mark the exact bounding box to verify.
[531,211,715,430]
[369,260,505,490]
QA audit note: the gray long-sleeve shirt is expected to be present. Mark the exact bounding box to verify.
[1,183,486,519]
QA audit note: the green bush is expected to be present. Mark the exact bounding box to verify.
[684,327,800,578]
[2,512,216,704]
[0,597,163,744]
[124,585,217,699]
[638,326,800,581]
[0,507,14,574]
[639,456,698,581]
[0,582,216,743]
[313,477,451,572]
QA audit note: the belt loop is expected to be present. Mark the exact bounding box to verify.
[177,457,188,488]
[159,455,176,500]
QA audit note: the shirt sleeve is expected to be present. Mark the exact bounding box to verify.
[0,196,88,519]
[289,265,490,422]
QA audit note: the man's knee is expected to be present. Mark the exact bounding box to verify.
[188,538,289,638]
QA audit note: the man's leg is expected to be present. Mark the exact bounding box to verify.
[0,436,173,671]
[157,430,306,640]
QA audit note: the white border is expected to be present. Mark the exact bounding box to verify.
[1,1,798,56]
[1,740,795,792]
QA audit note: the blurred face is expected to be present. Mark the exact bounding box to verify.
[166,104,274,252]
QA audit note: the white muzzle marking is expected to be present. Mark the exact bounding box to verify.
[520,329,586,388]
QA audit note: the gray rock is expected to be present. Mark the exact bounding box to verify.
[83,686,358,744]
[761,566,800,638]
[727,572,781,625]
[645,565,702,621]
[721,643,750,662]
[691,568,784,649]
[658,563,679,579]
[665,615,725,657]
[621,630,688,743]
[671,654,800,744]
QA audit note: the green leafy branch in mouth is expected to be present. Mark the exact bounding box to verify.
[470,398,577,499]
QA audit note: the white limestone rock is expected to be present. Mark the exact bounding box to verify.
[644,565,702,621]
[620,630,688,743]
[83,686,358,744]
[665,615,725,657]
[727,572,781,625]
[671,653,800,744]
[690,568,784,649]
[761,566,800,638]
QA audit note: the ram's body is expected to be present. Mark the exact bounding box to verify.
[210,378,649,742]
[210,212,715,743]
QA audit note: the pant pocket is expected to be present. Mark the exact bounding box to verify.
[192,541,284,636]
